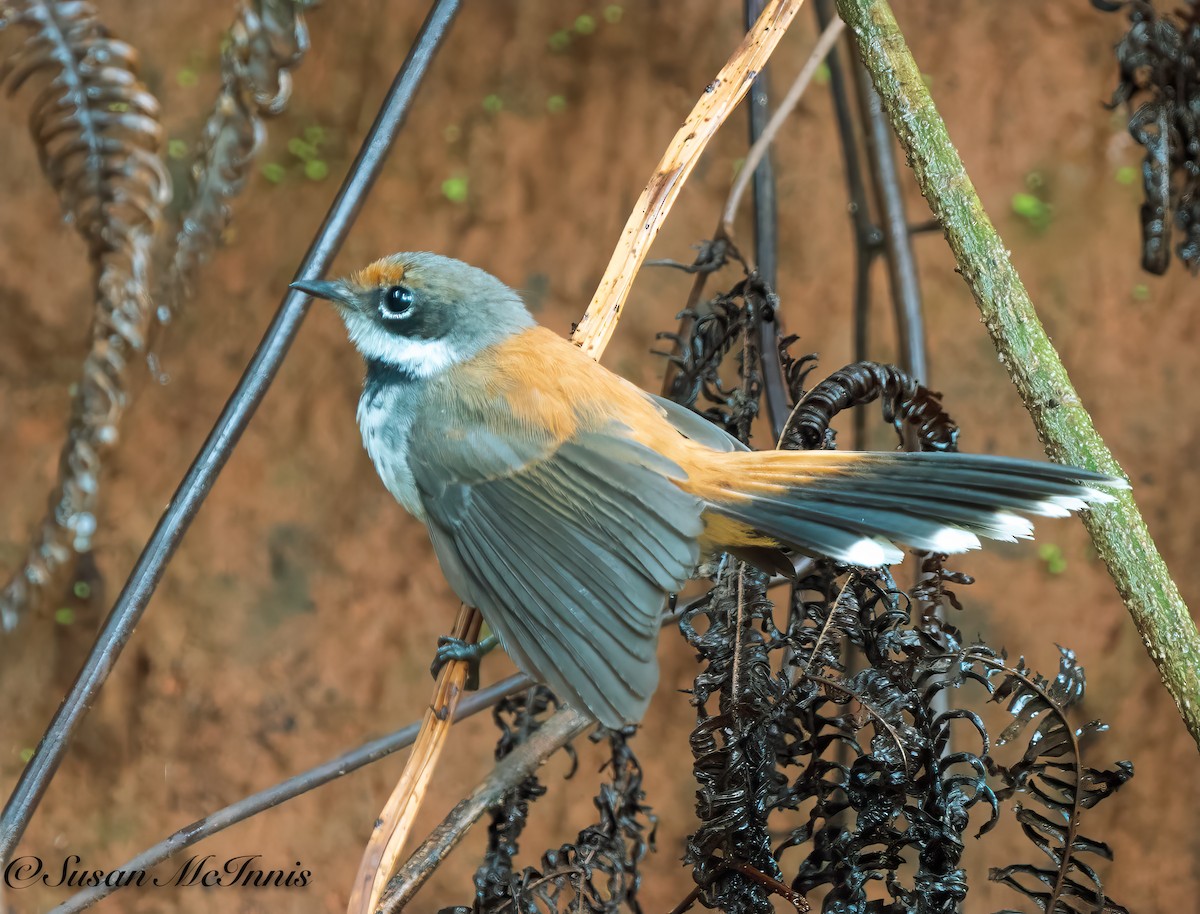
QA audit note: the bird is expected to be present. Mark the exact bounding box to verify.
[292,252,1126,730]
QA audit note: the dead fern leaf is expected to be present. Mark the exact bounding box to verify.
[0,0,169,628]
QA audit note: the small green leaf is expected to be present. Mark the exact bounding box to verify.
[1011,192,1040,216]
[167,139,189,160]
[287,137,318,162]
[176,68,198,88]
[55,607,75,625]
[548,29,571,51]
[19,747,34,764]
[441,175,468,203]
[546,94,567,115]
[603,4,623,23]
[303,125,327,146]
[1037,543,1067,575]
[304,159,329,181]
[1011,192,1053,229]
[482,94,504,114]
[574,14,596,34]
[814,62,831,86]
[73,580,91,599]
[261,162,287,184]
[107,101,130,113]
[1131,283,1150,302]
[1115,165,1137,186]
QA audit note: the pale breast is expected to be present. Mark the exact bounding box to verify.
[357,362,426,519]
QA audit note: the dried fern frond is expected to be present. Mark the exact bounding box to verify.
[1093,0,1200,273]
[973,647,1135,914]
[1,0,168,254]
[160,0,315,315]
[440,689,653,914]
[0,0,169,629]
[779,359,959,453]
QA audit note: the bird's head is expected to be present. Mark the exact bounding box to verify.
[292,252,534,377]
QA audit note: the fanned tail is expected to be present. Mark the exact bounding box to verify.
[700,451,1127,566]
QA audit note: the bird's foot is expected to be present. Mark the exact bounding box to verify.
[430,633,498,691]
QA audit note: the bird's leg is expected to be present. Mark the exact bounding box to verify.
[430,630,498,691]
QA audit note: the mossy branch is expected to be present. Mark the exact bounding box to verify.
[833,0,1200,749]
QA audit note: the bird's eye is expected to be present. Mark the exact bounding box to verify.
[380,285,414,320]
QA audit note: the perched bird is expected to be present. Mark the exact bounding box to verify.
[293,252,1124,729]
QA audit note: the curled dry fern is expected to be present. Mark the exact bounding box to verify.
[1093,0,1200,273]
[443,687,655,914]
[160,0,315,315]
[780,360,960,454]
[655,274,772,442]
[0,0,169,628]
[665,273,1130,914]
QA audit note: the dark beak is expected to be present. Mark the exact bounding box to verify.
[290,279,347,304]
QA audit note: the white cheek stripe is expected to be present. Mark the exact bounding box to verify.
[344,317,458,377]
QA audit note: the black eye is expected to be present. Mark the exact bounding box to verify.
[380,285,414,319]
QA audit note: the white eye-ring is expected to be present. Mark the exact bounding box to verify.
[380,285,414,320]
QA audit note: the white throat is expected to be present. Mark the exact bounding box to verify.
[341,311,458,378]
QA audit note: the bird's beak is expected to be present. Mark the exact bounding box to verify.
[290,278,350,305]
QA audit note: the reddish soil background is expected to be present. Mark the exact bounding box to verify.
[1,2,1197,912]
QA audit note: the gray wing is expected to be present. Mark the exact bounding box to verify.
[410,424,705,728]
[644,393,750,452]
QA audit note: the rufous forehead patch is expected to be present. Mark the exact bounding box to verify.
[351,259,407,288]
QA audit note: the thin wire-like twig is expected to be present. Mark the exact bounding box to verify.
[0,0,463,867]
[850,51,927,392]
[813,0,880,450]
[377,706,595,913]
[744,0,790,441]
[723,16,847,236]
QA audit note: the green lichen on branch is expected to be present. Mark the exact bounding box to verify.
[833,0,1200,750]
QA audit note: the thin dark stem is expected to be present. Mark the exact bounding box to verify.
[47,675,527,914]
[746,0,778,292]
[0,0,461,867]
[666,883,705,914]
[814,0,881,451]
[723,859,810,912]
[745,0,790,442]
[850,55,928,390]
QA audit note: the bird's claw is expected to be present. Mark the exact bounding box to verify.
[430,634,497,691]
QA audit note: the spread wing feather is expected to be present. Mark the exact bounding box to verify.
[412,426,704,728]
[644,393,750,453]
